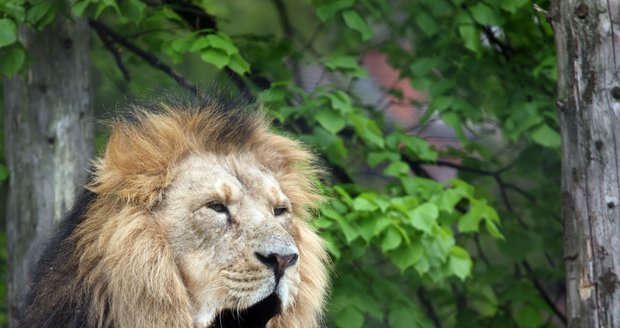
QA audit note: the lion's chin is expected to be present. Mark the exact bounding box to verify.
[210,293,282,328]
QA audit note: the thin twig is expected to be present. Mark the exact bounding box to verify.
[503,183,536,202]
[93,24,130,80]
[301,22,325,53]
[523,261,568,325]
[417,288,442,327]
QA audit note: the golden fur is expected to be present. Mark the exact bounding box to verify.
[21,102,329,328]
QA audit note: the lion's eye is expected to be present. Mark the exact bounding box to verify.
[208,202,228,214]
[274,207,288,216]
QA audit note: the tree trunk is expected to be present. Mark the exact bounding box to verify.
[552,0,620,326]
[2,15,93,327]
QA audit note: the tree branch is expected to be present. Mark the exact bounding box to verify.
[88,19,199,95]
[272,0,303,87]
[523,261,567,325]
[417,288,442,327]
[92,24,130,80]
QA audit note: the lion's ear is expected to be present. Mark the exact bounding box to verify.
[88,114,188,207]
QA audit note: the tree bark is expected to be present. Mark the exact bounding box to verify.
[2,15,93,327]
[552,0,620,326]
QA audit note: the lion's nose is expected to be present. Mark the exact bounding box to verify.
[254,252,298,280]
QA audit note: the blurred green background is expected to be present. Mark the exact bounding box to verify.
[0,0,562,327]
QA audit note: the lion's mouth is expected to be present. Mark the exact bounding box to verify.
[211,293,281,328]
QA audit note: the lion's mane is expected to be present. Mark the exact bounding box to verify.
[19,99,329,328]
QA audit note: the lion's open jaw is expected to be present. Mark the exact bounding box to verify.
[211,293,281,328]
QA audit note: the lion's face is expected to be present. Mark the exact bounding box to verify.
[158,152,301,327]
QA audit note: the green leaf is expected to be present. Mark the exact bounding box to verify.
[206,33,239,55]
[433,188,465,213]
[399,134,438,161]
[501,0,529,13]
[326,91,353,113]
[323,56,367,77]
[190,36,211,51]
[390,196,419,214]
[314,216,332,229]
[95,0,120,18]
[0,164,9,181]
[367,151,400,167]
[531,124,561,148]
[350,115,385,148]
[334,306,364,328]
[72,0,92,17]
[315,108,346,134]
[0,45,26,76]
[485,221,505,240]
[200,48,229,69]
[119,0,146,22]
[458,24,481,55]
[431,96,453,111]
[449,246,472,280]
[401,176,443,198]
[358,218,378,241]
[381,226,402,252]
[353,195,378,211]
[390,241,423,271]
[383,161,409,177]
[469,284,499,317]
[336,216,360,243]
[26,1,53,27]
[0,18,17,47]
[514,304,544,327]
[441,111,467,141]
[388,305,428,328]
[458,201,484,233]
[415,11,439,36]
[322,233,341,259]
[470,3,501,25]
[359,216,391,242]
[170,38,192,53]
[354,293,383,320]
[342,10,373,40]
[408,203,438,233]
[1,2,26,22]
[409,57,441,77]
[228,53,251,75]
[316,0,355,22]
[422,226,455,260]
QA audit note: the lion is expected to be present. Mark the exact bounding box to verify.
[19,99,329,328]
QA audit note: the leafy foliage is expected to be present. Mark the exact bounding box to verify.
[0,0,563,327]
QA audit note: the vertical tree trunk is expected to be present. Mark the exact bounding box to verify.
[2,15,93,327]
[552,0,620,326]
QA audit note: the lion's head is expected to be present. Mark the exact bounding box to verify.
[21,100,329,328]
[161,151,310,327]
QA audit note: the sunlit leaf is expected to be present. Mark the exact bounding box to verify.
[408,203,438,233]
[381,226,402,252]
